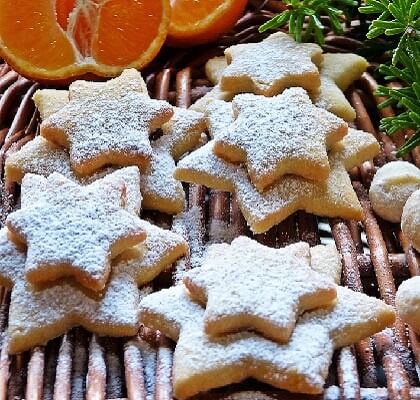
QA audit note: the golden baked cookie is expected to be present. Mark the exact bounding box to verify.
[40,70,173,177]
[175,127,379,233]
[314,53,369,121]
[205,56,228,85]
[141,107,206,214]
[6,172,146,291]
[220,32,322,96]
[140,283,394,398]
[0,218,187,354]
[184,236,337,342]
[213,88,348,189]
[0,227,142,354]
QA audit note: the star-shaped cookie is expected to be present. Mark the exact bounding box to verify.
[183,236,337,342]
[6,172,146,291]
[0,227,143,354]
[0,218,187,354]
[140,283,394,399]
[315,53,369,121]
[175,127,380,233]
[220,32,322,96]
[40,70,173,177]
[213,88,348,189]
[114,219,189,285]
[32,68,149,120]
[141,107,206,214]
[7,105,204,216]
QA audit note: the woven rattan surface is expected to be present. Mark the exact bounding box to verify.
[1,1,420,399]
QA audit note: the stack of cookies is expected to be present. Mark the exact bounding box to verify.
[175,32,380,233]
[5,69,207,215]
[0,69,202,354]
[139,236,395,399]
[0,168,189,354]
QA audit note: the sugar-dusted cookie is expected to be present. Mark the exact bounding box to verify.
[310,243,342,284]
[40,70,173,177]
[32,69,149,122]
[114,219,189,285]
[205,56,229,85]
[6,172,146,291]
[69,68,149,100]
[5,136,76,184]
[175,128,379,233]
[396,276,420,335]
[0,227,141,354]
[140,283,394,399]
[189,85,234,113]
[220,32,322,96]
[370,161,420,223]
[315,53,369,121]
[142,107,206,214]
[184,236,337,342]
[213,88,347,189]
[5,138,143,215]
[401,189,420,252]
[32,89,69,120]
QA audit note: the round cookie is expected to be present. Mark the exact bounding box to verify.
[396,276,420,334]
[369,161,420,223]
[401,189,420,252]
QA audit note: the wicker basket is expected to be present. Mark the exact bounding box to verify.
[0,1,420,399]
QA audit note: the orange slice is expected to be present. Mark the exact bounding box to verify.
[0,0,171,82]
[167,0,247,47]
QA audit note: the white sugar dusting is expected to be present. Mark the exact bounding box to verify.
[214,88,347,186]
[339,347,359,398]
[185,236,337,341]
[176,141,363,233]
[221,32,322,95]
[41,87,173,173]
[8,172,145,286]
[139,281,393,398]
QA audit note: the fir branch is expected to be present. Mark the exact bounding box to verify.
[258,0,358,45]
[360,0,420,156]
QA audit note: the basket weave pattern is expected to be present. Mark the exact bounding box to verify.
[0,2,420,399]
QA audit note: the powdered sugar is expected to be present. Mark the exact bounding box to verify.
[7,172,145,290]
[113,219,188,285]
[175,127,379,233]
[141,107,205,214]
[175,141,363,233]
[220,32,322,96]
[7,269,142,354]
[184,236,337,342]
[139,283,394,398]
[172,205,206,270]
[41,90,173,176]
[5,136,76,182]
[213,88,347,189]
[370,161,420,223]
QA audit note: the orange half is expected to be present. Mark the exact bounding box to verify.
[167,0,247,47]
[0,0,171,81]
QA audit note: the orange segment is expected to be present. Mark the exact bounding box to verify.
[93,0,165,66]
[0,0,171,82]
[167,0,247,47]
[0,0,77,70]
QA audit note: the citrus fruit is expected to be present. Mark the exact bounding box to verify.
[167,0,247,47]
[0,0,171,82]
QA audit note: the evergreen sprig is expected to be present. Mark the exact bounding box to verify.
[258,0,358,44]
[360,0,420,156]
